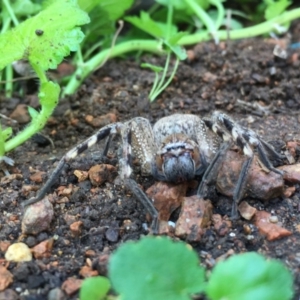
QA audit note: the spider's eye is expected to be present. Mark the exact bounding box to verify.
[162,151,195,183]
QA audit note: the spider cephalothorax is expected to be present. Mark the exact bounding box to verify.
[153,134,204,183]
[23,112,285,233]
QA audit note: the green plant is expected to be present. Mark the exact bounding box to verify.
[80,236,294,300]
[79,276,110,300]
[0,0,89,160]
[63,0,300,98]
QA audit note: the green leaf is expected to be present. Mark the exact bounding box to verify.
[141,63,164,72]
[109,236,205,300]
[265,0,292,20]
[0,0,90,71]
[206,252,294,300]
[125,11,178,39]
[125,12,165,38]
[79,276,110,300]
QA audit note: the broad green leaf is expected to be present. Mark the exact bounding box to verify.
[207,252,294,300]
[125,12,165,38]
[109,236,205,300]
[0,0,90,70]
[141,63,164,72]
[79,276,110,300]
[265,0,292,20]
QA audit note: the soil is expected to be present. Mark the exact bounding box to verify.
[1,22,300,300]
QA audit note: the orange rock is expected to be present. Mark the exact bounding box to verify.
[10,104,30,124]
[79,265,98,278]
[85,249,96,257]
[0,266,13,291]
[70,221,83,236]
[58,186,73,197]
[61,277,82,296]
[157,220,175,236]
[88,164,117,186]
[253,210,292,241]
[31,239,54,259]
[74,170,89,182]
[1,174,23,184]
[283,186,296,198]
[286,141,299,157]
[212,214,232,236]
[29,171,46,183]
[238,201,257,220]
[86,113,117,128]
[146,181,188,221]
[217,150,284,200]
[175,196,213,242]
[280,164,300,183]
[0,241,11,253]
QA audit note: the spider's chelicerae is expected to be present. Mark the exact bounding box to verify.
[24,112,285,233]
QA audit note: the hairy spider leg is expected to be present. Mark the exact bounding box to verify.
[22,124,118,207]
[120,118,159,233]
[197,141,232,198]
[217,111,285,175]
[23,118,159,233]
[201,111,284,218]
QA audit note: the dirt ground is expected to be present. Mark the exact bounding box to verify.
[1,22,300,299]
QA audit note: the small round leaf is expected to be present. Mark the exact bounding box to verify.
[109,236,205,300]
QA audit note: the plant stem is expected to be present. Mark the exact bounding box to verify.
[151,57,180,102]
[183,0,216,34]
[5,65,13,98]
[210,0,225,31]
[63,40,163,96]
[166,4,173,39]
[63,8,300,96]
[2,0,19,26]
[180,7,300,45]
[0,124,5,157]
[156,52,171,92]
[149,72,160,100]
[5,81,59,152]
[4,62,59,152]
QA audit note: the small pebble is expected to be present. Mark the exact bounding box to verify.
[269,215,279,223]
[5,243,32,262]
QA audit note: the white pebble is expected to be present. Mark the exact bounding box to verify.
[5,243,32,262]
[269,215,279,223]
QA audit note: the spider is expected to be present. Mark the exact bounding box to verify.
[23,112,285,233]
